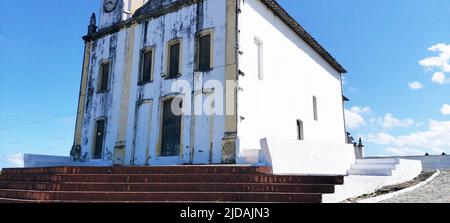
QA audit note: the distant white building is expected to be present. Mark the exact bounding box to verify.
[67,0,354,174]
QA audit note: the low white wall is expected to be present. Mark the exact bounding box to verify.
[367,155,450,171]
[260,138,356,175]
[24,154,71,168]
[24,154,112,168]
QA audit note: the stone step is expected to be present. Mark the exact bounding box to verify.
[356,158,399,165]
[0,166,344,203]
[347,168,392,176]
[1,166,272,175]
[0,189,322,203]
[0,198,35,203]
[0,181,335,194]
[350,163,397,170]
[0,174,344,185]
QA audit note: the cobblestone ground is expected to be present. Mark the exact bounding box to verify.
[380,170,450,203]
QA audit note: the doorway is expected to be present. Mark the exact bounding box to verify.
[93,119,106,159]
[160,98,182,157]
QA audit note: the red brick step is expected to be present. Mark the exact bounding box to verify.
[0,181,335,193]
[0,166,344,203]
[0,189,322,203]
[0,173,343,185]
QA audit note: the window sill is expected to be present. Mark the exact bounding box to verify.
[195,68,213,73]
[165,74,182,80]
[157,155,180,158]
[138,81,153,86]
[96,90,110,94]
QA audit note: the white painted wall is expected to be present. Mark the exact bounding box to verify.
[237,0,347,154]
[81,0,228,165]
[260,138,356,175]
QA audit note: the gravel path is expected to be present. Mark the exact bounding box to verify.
[380,170,450,203]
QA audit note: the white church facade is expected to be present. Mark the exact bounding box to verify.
[7,0,426,203]
[68,0,355,174]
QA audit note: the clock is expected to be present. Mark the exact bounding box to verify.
[103,0,118,13]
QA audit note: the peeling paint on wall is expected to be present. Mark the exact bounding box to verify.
[79,0,228,165]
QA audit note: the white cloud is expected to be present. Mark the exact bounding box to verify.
[419,43,450,84]
[419,43,450,73]
[367,132,396,145]
[408,81,423,90]
[441,104,450,115]
[373,113,414,130]
[350,106,372,114]
[431,72,449,84]
[367,120,450,155]
[344,106,371,129]
[345,110,365,129]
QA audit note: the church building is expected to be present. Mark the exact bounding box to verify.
[0,1,425,203]
[70,0,353,173]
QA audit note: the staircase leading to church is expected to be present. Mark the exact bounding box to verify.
[0,166,343,203]
[348,158,404,176]
[322,158,423,202]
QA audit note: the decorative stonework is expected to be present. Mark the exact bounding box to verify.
[70,145,81,161]
[222,132,237,164]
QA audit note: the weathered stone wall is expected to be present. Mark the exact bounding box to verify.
[80,0,229,165]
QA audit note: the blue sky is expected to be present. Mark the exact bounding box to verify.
[0,0,449,168]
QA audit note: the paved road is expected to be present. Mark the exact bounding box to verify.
[380,170,450,203]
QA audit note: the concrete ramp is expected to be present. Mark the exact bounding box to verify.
[323,158,422,203]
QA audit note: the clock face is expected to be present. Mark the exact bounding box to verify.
[103,0,118,13]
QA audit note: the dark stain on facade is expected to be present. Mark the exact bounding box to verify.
[80,0,210,162]
[134,0,178,17]
[143,21,149,45]
[195,1,204,32]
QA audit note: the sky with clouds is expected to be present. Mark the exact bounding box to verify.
[0,0,450,168]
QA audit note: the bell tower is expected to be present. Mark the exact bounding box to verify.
[99,0,148,29]
[99,0,124,29]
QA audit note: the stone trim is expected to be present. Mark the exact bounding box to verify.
[83,0,201,42]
